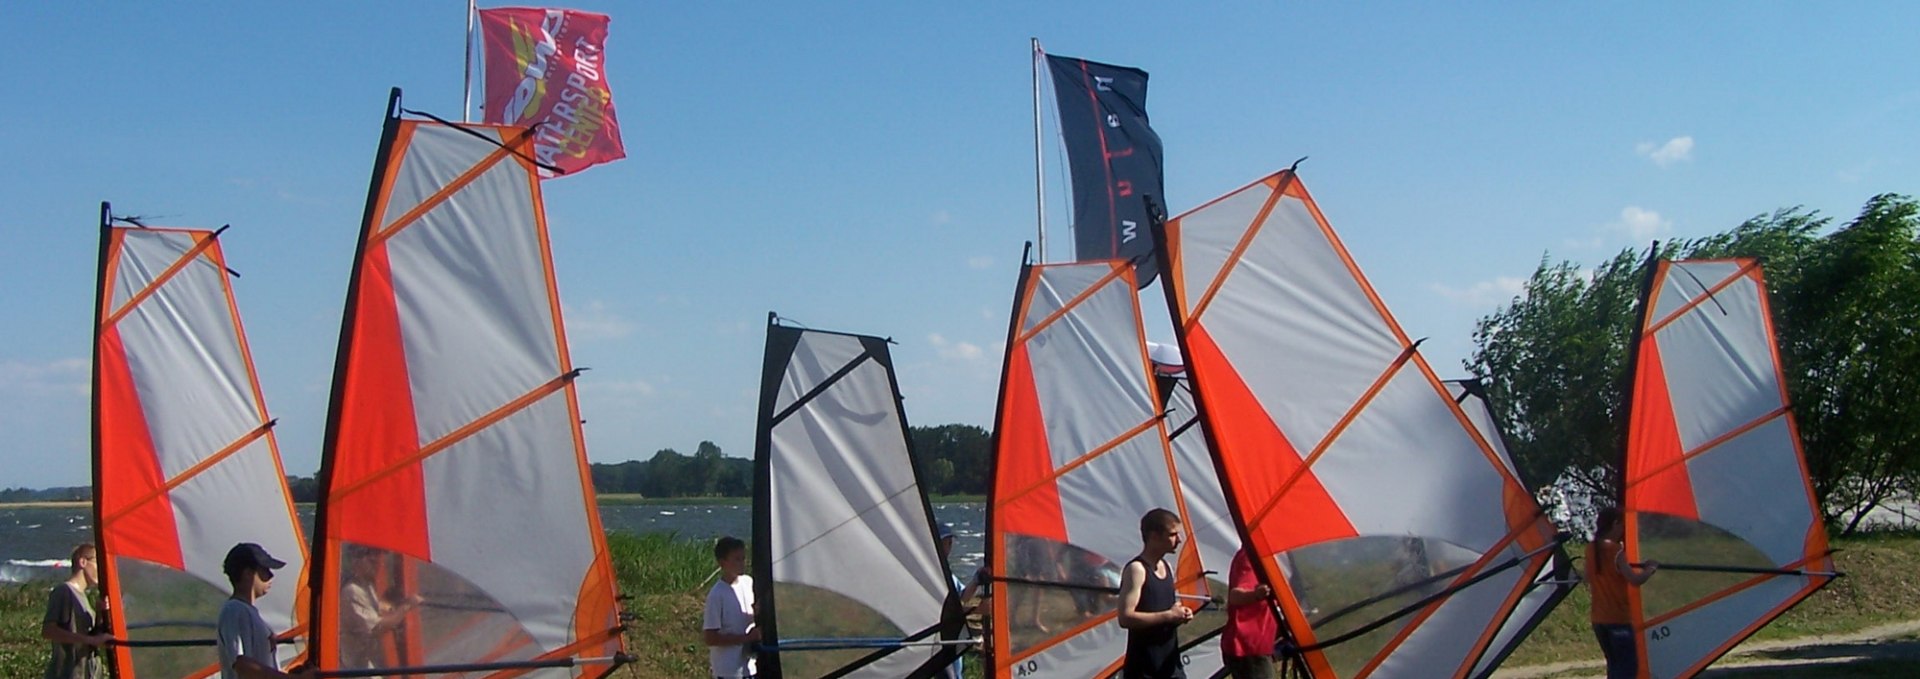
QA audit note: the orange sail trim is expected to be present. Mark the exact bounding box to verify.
[93,216,309,679]
[94,327,182,569]
[1621,258,1837,679]
[995,345,1070,542]
[1157,170,1560,678]
[1183,324,1355,554]
[327,241,432,561]
[1624,338,1700,523]
[310,101,625,676]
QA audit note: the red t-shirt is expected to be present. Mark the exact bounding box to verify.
[1221,549,1279,658]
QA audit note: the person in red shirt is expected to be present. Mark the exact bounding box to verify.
[1588,507,1658,679]
[1221,548,1279,678]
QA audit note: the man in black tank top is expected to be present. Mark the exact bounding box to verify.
[1118,508,1193,678]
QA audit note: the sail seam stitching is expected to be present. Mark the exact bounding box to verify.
[330,370,578,502]
[101,421,275,527]
[1625,406,1790,488]
[1646,260,1761,335]
[371,136,522,245]
[103,233,223,330]
[1014,262,1131,344]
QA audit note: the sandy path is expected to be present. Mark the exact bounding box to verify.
[1493,619,1920,678]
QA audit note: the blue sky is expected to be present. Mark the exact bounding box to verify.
[4,3,1916,489]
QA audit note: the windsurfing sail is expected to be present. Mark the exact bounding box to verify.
[1443,379,1576,679]
[750,316,964,678]
[986,258,1221,678]
[91,203,309,679]
[307,89,626,677]
[1152,169,1565,678]
[1149,342,1249,678]
[1621,258,1837,679]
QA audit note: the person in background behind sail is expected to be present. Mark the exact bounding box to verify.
[340,547,423,670]
[1119,508,1193,679]
[217,543,310,679]
[1222,547,1278,679]
[936,524,970,679]
[41,543,107,679]
[703,536,758,679]
[1588,507,1658,679]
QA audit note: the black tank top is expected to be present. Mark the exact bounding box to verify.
[1124,557,1184,678]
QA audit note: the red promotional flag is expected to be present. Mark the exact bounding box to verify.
[479,7,626,175]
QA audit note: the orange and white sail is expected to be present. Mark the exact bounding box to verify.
[1622,258,1836,678]
[1443,379,1576,679]
[1153,169,1562,678]
[986,259,1218,678]
[1150,342,1251,678]
[751,319,964,678]
[91,205,308,678]
[307,91,625,677]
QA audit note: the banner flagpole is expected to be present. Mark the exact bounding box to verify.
[462,0,477,122]
[1031,38,1047,263]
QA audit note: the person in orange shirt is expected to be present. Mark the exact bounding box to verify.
[1588,507,1658,679]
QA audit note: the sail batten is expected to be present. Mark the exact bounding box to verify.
[987,260,1225,678]
[753,320,960,679]
[1154,170,1562,677]
[92,211,310,678]
[1623,258,1835,678]
[308,95,624,677]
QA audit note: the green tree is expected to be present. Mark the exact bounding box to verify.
[1466,202,1920,533]
[1781,195,1920,532]
[911,424,991,494]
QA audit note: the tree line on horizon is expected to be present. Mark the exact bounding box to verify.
[2,423,996,503]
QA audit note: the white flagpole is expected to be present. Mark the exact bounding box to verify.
[462,0,477,122]
[1032,38,1048,263]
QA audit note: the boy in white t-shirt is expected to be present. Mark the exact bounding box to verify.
[702,536,758,679]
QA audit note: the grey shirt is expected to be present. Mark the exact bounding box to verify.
[217,598,277,679]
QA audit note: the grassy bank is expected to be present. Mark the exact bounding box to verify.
[5,533,1913,677]
[1499,531,1920,670]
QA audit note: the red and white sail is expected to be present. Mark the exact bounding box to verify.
[308,94,625,676]
[1622,258,1835,678]
[752,320,963,678]
[987,260,1218,678]
[1444,379,1575,679]
[91,209,308,678]
[1154,169,1561,678]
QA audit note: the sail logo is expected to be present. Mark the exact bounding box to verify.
[479,7,627,175]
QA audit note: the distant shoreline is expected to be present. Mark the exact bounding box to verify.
[0,501,87,509]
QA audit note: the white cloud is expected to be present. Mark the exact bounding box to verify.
[1636,136,1694,167]
[563,300,635,341]
[967,256,994,270]
[1604,206,1671,242]
[1429,277,1527,307]
[928,333,984,361]
[0,358,88,396]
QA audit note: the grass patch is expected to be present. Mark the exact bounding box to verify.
[7,533,1911,677]
[1500,533,1920,670]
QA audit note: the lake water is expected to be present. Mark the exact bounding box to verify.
[2,502,987,584]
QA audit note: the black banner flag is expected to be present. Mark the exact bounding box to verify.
[1047,54,1165,287]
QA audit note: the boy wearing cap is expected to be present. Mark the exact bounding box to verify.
[217,542,310,679]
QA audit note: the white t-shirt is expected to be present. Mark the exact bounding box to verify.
[703,575,756,678]
[217,598,277,679]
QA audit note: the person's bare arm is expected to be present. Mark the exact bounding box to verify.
[41,622,108,647]
[703,625,760,647]
[1226,582,1272,606]
[1117,561,1192,629]
[1614,547,1658,585]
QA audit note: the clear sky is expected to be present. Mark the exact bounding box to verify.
[4,3,1916,489]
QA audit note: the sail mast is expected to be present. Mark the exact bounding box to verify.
[1032,38,1048,263]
